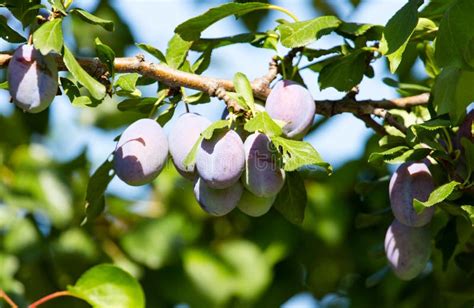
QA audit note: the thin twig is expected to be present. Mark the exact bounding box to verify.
[356,114,387,136]
[373,108,408,134]
[29,291,77,307]
[0,289,18,308]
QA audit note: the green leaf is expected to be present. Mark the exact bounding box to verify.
[419,41,441,78]
[0,16,26,43]
[278,16,341,48]
[121,214,197,269]
[70,8,115,31]
[114,73,141,97]
[233,72,255,113]
[435,219,458,270]
[0,80,8,89]
[201,120,231,140]
[384,147,431,164]
[244,112,282,137]
[82,158,114,225]
[379,0,422,72]
[183,135,203,169]
[68,264,145,308]
[136,43,166,63]
[95,38,115,77]
[166,34,193,69]
[174,2,271,41]
[319,50,369,91]
[192,48,213,74]
[157,102,178,127]
[271,136,331,173]
[413,181,460,213]
[117,97,158,113]
[182,120,230,169]
[273,171,307,225]
[63,46,106,100]
[184,92,210,105]
[32,18,63,55]
[461,138,474,178]
[73,96,95,107]
[461,205,474,226]
[50,0,67,15]
[432,67,474,123]
[191,32,270,52]
[6,0,41,28]
[368,146,408,162]
[435,0,474,68]
[337,22,379,37]
[60,77,80,102]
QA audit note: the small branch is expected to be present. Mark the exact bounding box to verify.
[251,56,278,95]
[373,108,408,134]
[0,53,430,118]
[356,114,387,136]
[29,291,77,307]
[0,289,18,308]
[213,86,244,113]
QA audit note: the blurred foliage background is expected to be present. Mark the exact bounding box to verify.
[1,0,474,307]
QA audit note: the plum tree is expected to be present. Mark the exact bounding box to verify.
[384,219,431,280]
[237,189,275,217]
[242,132,285,197]
[7,44,58,113]
[265,80,315,139]
[389,162,435,227]
[193,177,243,216]
[114,119,168,186]
[196,129,245,189]
[168,113,211,180]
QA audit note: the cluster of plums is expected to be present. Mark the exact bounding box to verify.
[7,44,59,113]
[384,110,474,280]
[7,43,474,281]
[113,80,315,217]
[384,161,434,280]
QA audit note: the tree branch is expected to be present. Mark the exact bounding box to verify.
[0,53,430,118]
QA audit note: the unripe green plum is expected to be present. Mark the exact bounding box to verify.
[384,219,431,280]
[265,80,315,139]
[168,113,211,180]
[237,188,275,217]
[114,119,168,186]
[389,162,435,227]
[196,129,245,189]
[7,44,58,113]
[242,132,285,197]
[193,177,243,216]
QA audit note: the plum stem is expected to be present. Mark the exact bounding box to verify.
[0,289,18,308]
[267,5,299,22]
[181,87,191,113]
[29,291,79,307]
[148,89,169,119]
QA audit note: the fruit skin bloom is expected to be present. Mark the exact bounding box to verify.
[114,119,169,186]
[168,113,211,180]
[384,219,431,280]
[193,177,243,216]
[265,80,315,139]
[389,162,434,227]
[196,129,245,189]
[8,44,58,113]
[242,132,285,198]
